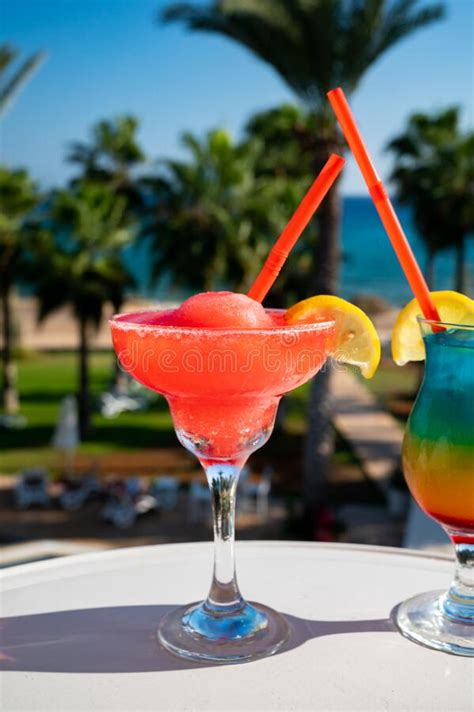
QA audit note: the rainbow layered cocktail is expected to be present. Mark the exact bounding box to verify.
[403,327,474,535]
[395,314,474,657]
[111,295,336,663]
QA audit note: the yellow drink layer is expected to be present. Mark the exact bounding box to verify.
[403,434,474,527]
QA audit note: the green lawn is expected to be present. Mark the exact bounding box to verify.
[0,351,177,473]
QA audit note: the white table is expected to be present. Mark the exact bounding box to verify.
[1,542,472,711]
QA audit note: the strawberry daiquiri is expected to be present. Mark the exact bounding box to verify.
[110,290,379,663]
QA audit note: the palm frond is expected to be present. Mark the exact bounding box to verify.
[0,48,46,117]
[162,1,445,109]
[371,0,444,60]
[388,106,472,254]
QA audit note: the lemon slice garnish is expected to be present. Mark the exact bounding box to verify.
[286,295,381,378]
[392,290,474,365]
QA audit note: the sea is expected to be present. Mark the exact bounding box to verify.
[123,196,473,306]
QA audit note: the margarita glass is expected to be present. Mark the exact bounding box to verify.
[397,319,474,656]
[110,308,335,663]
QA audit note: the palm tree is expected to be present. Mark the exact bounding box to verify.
[0,166,40,413]
[67,116,146,210]
[0,44,46,118]
[162,0,444,290]
[246,104,314,179]
[160,0,445,529]
[33,182,134,436]
[143,127,312,294]
[388,108,474,293]
[68,117,145,386]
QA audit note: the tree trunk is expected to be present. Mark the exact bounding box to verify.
[0,277,19,414]
[455,235,466,293]
[303,176,342,537]
[425,250,435,290]
[309,176,342,297]
[78,316,90,438]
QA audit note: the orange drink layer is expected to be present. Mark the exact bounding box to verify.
[403,438,474,530]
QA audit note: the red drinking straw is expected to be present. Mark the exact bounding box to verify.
[327,87,440,321]
[248,153,345,302]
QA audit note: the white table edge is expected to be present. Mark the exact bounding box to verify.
[0,539,453,582]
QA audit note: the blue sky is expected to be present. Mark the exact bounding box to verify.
[1,0,473,195]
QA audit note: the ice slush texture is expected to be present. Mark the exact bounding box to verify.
[171,291,274,328]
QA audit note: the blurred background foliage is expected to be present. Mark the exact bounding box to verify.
[0,2,473,528]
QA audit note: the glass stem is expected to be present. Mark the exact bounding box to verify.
[203,463,244,613]
[443,536,474,622]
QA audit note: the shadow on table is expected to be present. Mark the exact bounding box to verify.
[0,605,396,673]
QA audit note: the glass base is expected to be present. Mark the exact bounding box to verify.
[395,590,474,657]
[158,600,289,664]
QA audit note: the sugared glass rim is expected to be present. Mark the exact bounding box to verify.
[110,308,336,335]
[417,316,474,331]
